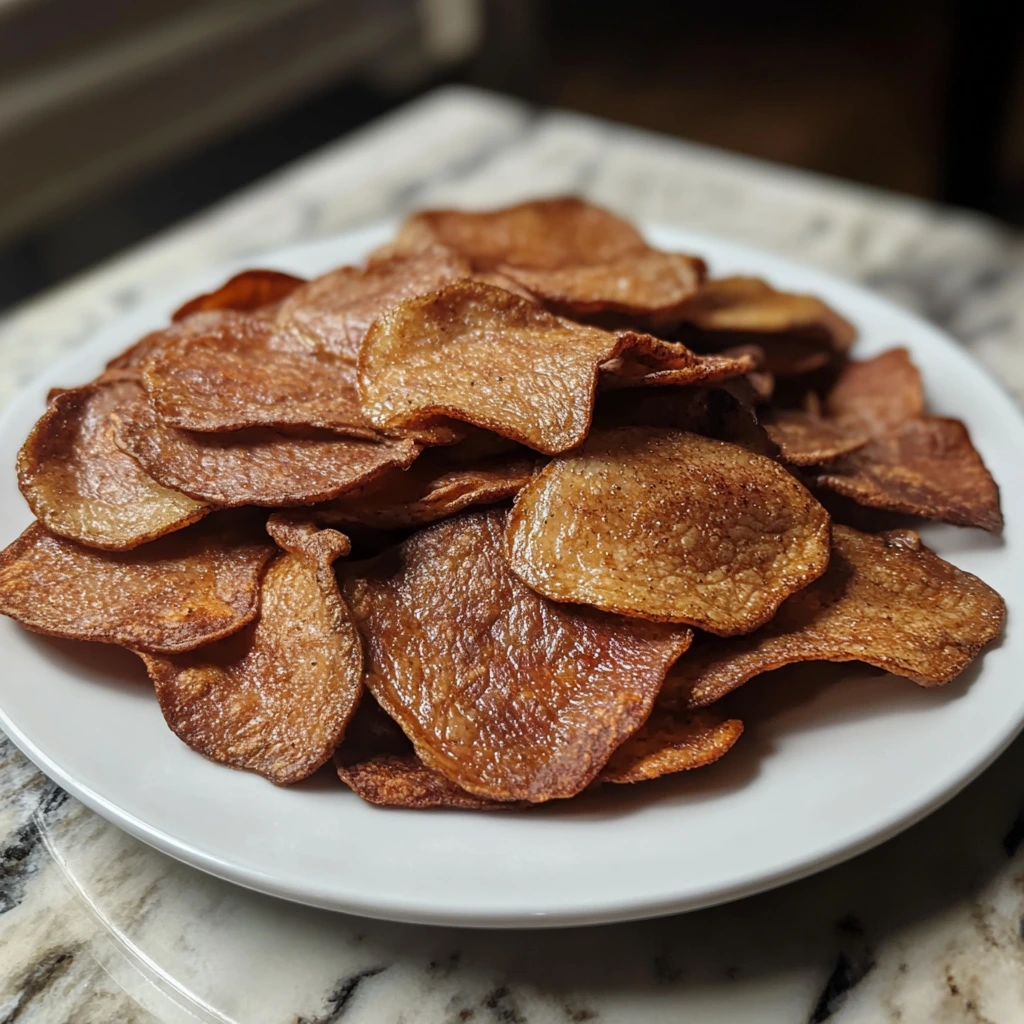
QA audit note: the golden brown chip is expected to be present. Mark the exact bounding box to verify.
[599,337,756,390]
[376,197,648,271]
[824,347,924,429]
[141,315,379,437]
[342,510,693,802]
[763,409,870,467]
[358,280,693,454]
[814,417,1003,532]
[660,525,1005,708]
[0,520,274,652]
[17,378,209,550]
[111,389,421,507]
[599,709,743,783]
[172,269,305,321]
[141,518,361,784]
[507,427,830,636]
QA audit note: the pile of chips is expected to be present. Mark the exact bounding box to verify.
[0,198,1006,808]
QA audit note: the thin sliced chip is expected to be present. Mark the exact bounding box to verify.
[814,417,1003,532]
[141,518,361,784]
[17,378,209,550]
[343,510,693,802]
[277,250,475,366]
[660,525,1005,708]
[0,520,274,652]
[599,339,756,390]
[307,450,538,528]
[141,316,378,437]
[112,390,421,507]
[507,426,830,636]
[359,280,685,454]
[824,347,924,429]
[599,709,743,783]
[172,269,305,321]
[763,409,870,467]
[375,197,648,271]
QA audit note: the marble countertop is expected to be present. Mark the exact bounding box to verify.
[2,86,1024,1024]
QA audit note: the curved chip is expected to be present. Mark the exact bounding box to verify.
[342,510,693,802]
[359,280,682,454]
[599,709,744,784]
[507,427,831,636]
[17,377,209,550]
[660,525,1006,708]
[763,409,870,467]
[0,521,274,652]
[172,269,305,321]
[141,519,361,784]
[141,315,378,437]
[599,338,756,390]
[824,347,924,429]
[375,197,648,271]
[814,417,1003,532]
[111,390,421,507]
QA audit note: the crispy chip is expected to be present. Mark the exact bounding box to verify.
[824,347,924,429]
[172,269,305,321]
[814,417,1003,532]
[141,315,379,437]
[507,426,830,636]
[358,280,696,454]
[112,389,421,507]
[763,409,870,467]
[599,709,744,783]
[0,520,274,652]
[599,338,756,390]
[660,525,1005,708]
[377,197,648,271]
[17,378,209,550]
[343,510,693,802]
[141,518,361,784]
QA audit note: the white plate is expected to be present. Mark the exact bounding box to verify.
[0,223,1020,928]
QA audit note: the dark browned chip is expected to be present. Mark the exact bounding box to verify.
[814,417,1003,532]
[599,709,744,783]
[0,520,274,652]
[599,337,756,390]
[342,510,692,802]
[507,427,831,636]
[659,524,1005,709]
[17,377,209,550]
[172,269,305,321]
[141,518,362,784]
[111,389,421,507]
[824,347,924,429]
[763,409,870,467]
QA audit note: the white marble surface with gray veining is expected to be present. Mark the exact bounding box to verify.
[2,86,1024,1024]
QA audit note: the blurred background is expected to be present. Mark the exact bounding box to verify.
[1,0,1022,312]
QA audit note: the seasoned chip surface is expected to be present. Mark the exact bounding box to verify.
[600,709,744,783]
[661,525,1006,708]
[17,378,209,549]
[172,269,305,321]
[343,510,693,802]
[507,427,831,635]
[112,389,421,507]
[599,338,756,390]
[824,347,924,428]
[814,417,1003,532]
[0,521,274,652]
[763,409,870,466]
[142,520,361,784]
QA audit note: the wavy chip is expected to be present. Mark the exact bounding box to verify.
[173,269,305,321]
[763,409,870,467]
[824,347,924,429]
[660,525,1006,709]
[507,427,830,636]
[17,377,209,549]
[599,338,756,390]
[599,709,744,784]
[343,510,693,802]
[0,520,274,652]
[112,389,420,507]
[814,417,1003,532]
[141,518,361,784]
[359,279,697,454]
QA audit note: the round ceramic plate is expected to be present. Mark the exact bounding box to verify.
[0,223,1019,928]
